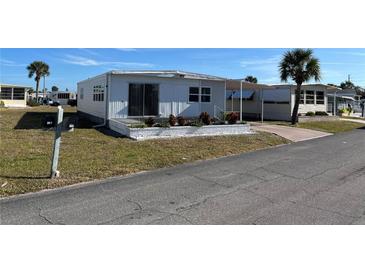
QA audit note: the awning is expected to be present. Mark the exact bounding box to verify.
[227,90,255,100]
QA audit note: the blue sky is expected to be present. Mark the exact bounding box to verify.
[1,48,364,91]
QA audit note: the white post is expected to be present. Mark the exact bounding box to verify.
[240,80,243,122]
[50,106,64,178]
[261,88,264,123]
[224,81,226,115]
[334,90,337,116]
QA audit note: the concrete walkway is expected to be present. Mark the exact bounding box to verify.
[339,118,365,124]
[250,123,332,142]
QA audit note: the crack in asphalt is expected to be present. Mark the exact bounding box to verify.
[37,208,65,225]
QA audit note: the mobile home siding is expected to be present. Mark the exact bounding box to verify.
[77,74,107,120]
[108,75,225,119]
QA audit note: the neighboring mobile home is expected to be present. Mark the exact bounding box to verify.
[77,70,226,124]
[226,83,340,121]
[0,83,30,107]
[49,90,77,105]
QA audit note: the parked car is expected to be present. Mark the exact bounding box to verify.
[50,100,60,106]
[42,98,54,105]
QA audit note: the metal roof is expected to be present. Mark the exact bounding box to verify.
[109,70,226,81]
[0,83,32,88]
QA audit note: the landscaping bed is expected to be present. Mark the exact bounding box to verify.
[0,107,289,197]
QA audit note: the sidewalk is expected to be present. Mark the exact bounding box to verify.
[339,118,365,124]
[250,123,332,142]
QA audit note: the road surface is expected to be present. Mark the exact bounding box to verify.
[1,128,365,225]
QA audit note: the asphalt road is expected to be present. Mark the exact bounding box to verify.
[1,129,365,225]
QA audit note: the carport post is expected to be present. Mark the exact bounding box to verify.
[50,106,64,178]
[261,88,264,123]
[240,80,243,122]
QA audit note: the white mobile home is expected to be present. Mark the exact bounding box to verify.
[0,84,30,107]
[77,70,226,124]
[226,83,340,121]
[49,90,76,105]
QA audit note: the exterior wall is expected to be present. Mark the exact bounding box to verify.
[108,75,225,119]
[1,99,26,107]
[77,74,107,120]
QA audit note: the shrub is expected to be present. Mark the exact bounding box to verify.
[226,112,239,124]
[315,111,328,116]
[27,99,40,107]
[339,108,345,114]
[305,111,315,116]
[168,114,177,126]
[0,101,5,108]
[199,112,211,125]
[177,116,185,126]
[145,117,155,127]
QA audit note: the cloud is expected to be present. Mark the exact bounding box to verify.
[0,59,27,67]
[240,55,282,73]
[115,48,137,52]
[62,54,153,68]
[78,48,101,56]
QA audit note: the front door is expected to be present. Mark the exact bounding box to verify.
[128,83,159,116]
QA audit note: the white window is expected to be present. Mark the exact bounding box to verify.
[201,87,211,103]
[189,87,199,102]
[299,90,305,104]
[188,87,211,103]
[305,90,315,104]
[93,85,104,102]
[316,91,324,104]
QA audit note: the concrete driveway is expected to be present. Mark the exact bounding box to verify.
[1,128,364,225]
[250,123,332,142]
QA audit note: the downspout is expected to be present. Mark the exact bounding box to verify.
[93,72,110,128]
[240,80,243,122]
[224,80,226,117]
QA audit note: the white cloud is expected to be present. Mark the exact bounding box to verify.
[62,54,153,68]
[0,59,27,67]
[115,48,137,52]
[240,55,281,68]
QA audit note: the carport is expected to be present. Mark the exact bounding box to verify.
[225,80,273,122]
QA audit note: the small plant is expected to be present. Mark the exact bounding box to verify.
[27,99,40,107]
[177,116,185,126]
[305,111,315,116]
[153,121,170,128]
[145,117,155,127]
[315,111,328,116]
[168,114,177,126]
[338,108,345,115]
[199,112,211,125]
[188,119,203,127]
[0,101,5,108]
[226,112,239,124]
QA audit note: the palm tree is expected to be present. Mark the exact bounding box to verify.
[279,49,321,125]
[27,61,50,101]
[244,75,258,83]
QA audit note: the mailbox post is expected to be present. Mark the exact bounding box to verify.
[50,106,64,178]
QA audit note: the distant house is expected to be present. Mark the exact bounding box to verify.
[0,83,30,107]
[49,90,77,105]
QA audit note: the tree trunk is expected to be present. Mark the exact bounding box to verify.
[291,84,302,125]
[35,79,40,102]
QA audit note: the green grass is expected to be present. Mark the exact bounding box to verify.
[0,106,290,197]
[296,120,364,133]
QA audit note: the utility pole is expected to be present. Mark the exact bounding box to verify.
[43,75,46,103]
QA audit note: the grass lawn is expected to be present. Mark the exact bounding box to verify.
[0,106,290,197]
[296,120,365,133]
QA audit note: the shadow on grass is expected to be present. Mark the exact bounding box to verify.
[0,175,50,180]
[14,111,129,138]
[14,111,95,129]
